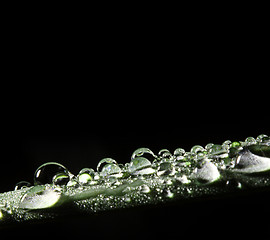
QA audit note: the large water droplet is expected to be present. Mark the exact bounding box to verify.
[34,162,71,186]
[192,160,220,183]
[19,185,62,210]
[234,147,270,173]
[128,157,155,175]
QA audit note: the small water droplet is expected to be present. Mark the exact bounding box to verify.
[34,162,71,185]
[208,144,228,158]
[173,148,185,158]
[256,134,268,143]
[158,149,172,160]
[164,189,174,198]
[100,163,122,178]
[205,143,214,151]
[191,145,205,155]
[231,141,241,148]
[226,179,242,189]
[124,197,131,202]
[97,158,117,172]
[245,137,256,146]
[14,181,31,190]
[157,162,175,176]
[131,148,156,161]
[139,184,151,193]
[52,172,70,186]
[77,168,95,184]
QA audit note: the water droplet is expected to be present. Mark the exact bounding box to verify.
[231,141,241,148]
[124,197,131,202]
[245,137,256,146]
[128,157,155,175]
[175,174,191,184]
[234,147,270,173]
[139,184,151,193]
[100,163,122,178]
[191,145,205,155]
[256,134,270,146]
[157,162,175,176]
[14,181,31,190]
[205,143,214,151]
[19,185,62,210]
[256,134,268,143]
[164,189,174,198]
[128,157,151,172]
[52,172,70,186]
[158,149,172,160]
[97,158,117,172]
[192,160,220,183]
[34,162,71,186]
[226,179,242,189]
[208,144,228,158]
[77,168,95,184]
[222,140,232,150]
[131,148,156,161]
[173,148,185,158]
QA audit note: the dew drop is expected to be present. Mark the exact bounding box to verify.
[208,144,228,158]
[205,143,214,151]
[52,172,70,186]
[245,137,256,146]
[34,162,71,186]
[192,160,220,183]
[173,148,185,158]
[158,149,172,160]
[256,134,270,146]
[100,163,122,178]
[128,157,152,173]
[14,181,31,190]
[226,179,242,189]
[191,145,205,155]
[97,158,117,172]
[231,141,241,148]
[77,168,95,184]
[157,162,175,176]
[164,189,174,198]
[131,148,156,161]
[139,184,151,193]
[19,185,62,210]
[256,134,268,143]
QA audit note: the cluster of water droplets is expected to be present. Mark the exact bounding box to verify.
[5,133,267,215]
[1,133,269,223]
[14,134,269,191]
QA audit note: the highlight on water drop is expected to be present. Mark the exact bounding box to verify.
[34,162,72,186]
